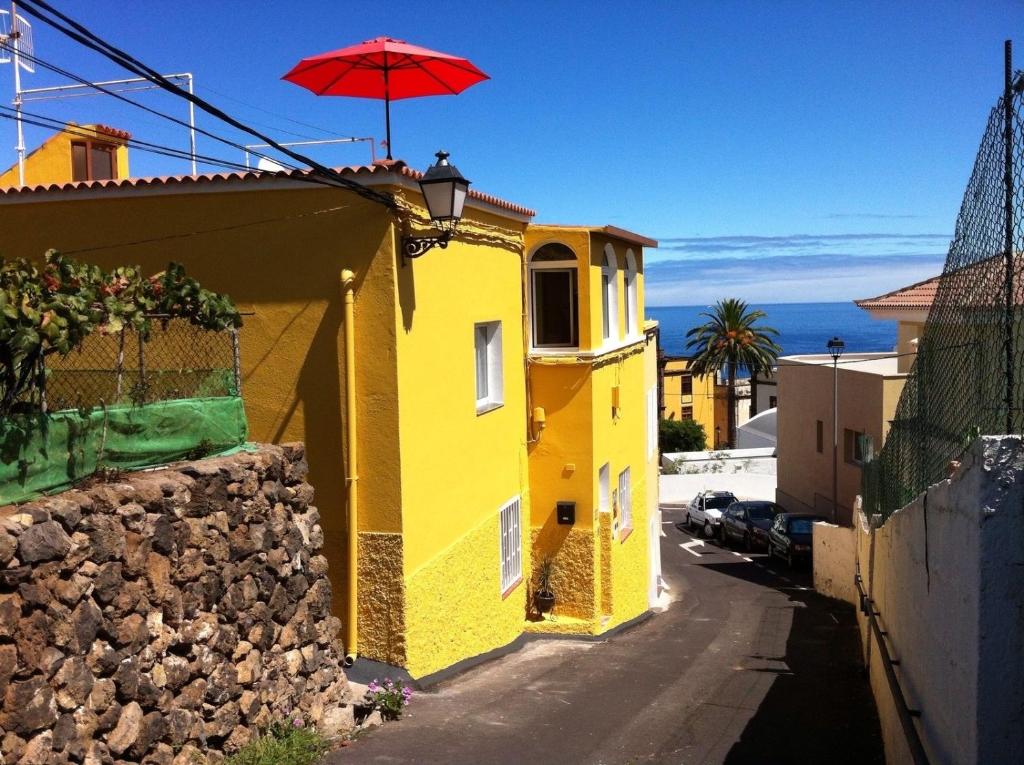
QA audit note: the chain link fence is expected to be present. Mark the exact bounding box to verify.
[38,318,241,413]
[862,67,1024,519]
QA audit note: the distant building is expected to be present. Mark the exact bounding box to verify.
[659,355,726,447]
[775,277,937,524]
[0,123,131,187]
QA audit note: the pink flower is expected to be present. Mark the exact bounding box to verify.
[293,718,304,728]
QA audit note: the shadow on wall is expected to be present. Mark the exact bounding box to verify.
[531,517,595,621]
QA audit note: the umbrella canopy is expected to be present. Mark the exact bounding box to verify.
[283,37,489,159]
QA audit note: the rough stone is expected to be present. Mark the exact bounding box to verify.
[17,521,72,563]
[54,655,93,709]
[0,529,16,566]
[70,598,103,655]
[106,701,143,756]
[1,677,57,735]
[0,644,16,698]
[18,730,52,765]
[0,593,22,639]
[0,445,353,763]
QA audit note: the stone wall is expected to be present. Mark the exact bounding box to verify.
[0,444,354,764]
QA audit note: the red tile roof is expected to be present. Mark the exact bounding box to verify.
[855,275,940,310]
[91,124,132,141]
[0,159,536,217]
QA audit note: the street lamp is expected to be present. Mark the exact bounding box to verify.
[403,151,471,259]
[827,336,845,523]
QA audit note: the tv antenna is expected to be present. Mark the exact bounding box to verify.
[0,1,198,185]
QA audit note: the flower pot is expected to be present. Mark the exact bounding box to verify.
[535,590,555,614]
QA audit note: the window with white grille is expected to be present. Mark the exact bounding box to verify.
[499,496,522,594]
[618,467,632,536]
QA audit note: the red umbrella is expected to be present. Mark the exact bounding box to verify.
[283,37,489,160]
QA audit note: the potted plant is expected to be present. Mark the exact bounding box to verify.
[534,557,556,615]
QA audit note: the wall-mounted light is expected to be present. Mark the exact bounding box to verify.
[403,150,470,259]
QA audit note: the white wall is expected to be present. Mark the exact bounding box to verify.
[660,472,777,505]
[816,437,1024,765]
[811,521,856,605]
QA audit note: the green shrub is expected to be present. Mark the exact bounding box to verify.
[0,251,241,415]
[659,418,706,453]
[225,720,329,765]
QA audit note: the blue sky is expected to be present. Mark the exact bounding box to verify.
[2,1,1021,303]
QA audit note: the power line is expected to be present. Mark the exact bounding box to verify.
[16,0,397,210]
[199,84,344,140]
[0,105,278,175]
[1,42,309,176]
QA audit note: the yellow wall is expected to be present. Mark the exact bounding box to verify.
[662,356,718,447]
[591,344,651,629]
[392,195,531,677]
[524,227,653,635]
[0,124,130,188]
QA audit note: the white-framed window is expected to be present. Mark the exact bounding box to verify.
[499,496,522,594]
[529,242,579,348]
[602,244,619,343]
[647,386,658,457]
[624,249,638,337]
[474,321,503,413]
[618,467,632,536]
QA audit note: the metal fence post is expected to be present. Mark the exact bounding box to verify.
[138,331,147,405]
[115,329,126,402]
[1004,39,1016,435]
[231,327,242,397]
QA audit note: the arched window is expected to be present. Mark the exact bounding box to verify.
[602,245,619,343]
[624,249,638,337]
[530,242,579,348]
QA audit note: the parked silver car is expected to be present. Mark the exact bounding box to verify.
[685,490,738,538]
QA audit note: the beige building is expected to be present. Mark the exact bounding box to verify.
[775,276,937,524]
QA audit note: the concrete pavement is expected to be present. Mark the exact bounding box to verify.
[328,506,883,764]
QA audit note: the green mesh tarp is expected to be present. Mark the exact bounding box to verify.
[0,397,248,505]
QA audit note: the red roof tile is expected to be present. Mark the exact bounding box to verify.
[0,159,536,217]
[855,275,940,310]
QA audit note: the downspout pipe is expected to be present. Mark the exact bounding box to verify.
[341,269,358,668]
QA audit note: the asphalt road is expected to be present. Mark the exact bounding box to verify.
[329,506,884,765]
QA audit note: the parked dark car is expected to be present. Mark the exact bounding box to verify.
[767,513,828,566]
[720,501,785,551]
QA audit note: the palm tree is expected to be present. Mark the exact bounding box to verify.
[686,299,781,448]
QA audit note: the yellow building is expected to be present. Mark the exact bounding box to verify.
[660,355,724,448]
[0,136,659,679]
[524,225,661,635]
[0,123,131,187]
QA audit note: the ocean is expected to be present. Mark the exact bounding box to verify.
[648,302,897,359]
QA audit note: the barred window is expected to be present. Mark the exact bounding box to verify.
[499,496,522,594]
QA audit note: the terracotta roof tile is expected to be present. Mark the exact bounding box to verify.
[0,159,536,217]
[855,275,940,310]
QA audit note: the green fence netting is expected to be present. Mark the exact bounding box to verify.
[0,396,248,505]
[861,65,1024,519]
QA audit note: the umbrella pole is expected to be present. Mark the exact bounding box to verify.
[385,96,393,160]
[383,57,393,161]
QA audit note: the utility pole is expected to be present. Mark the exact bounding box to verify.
[11,1,25,186]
